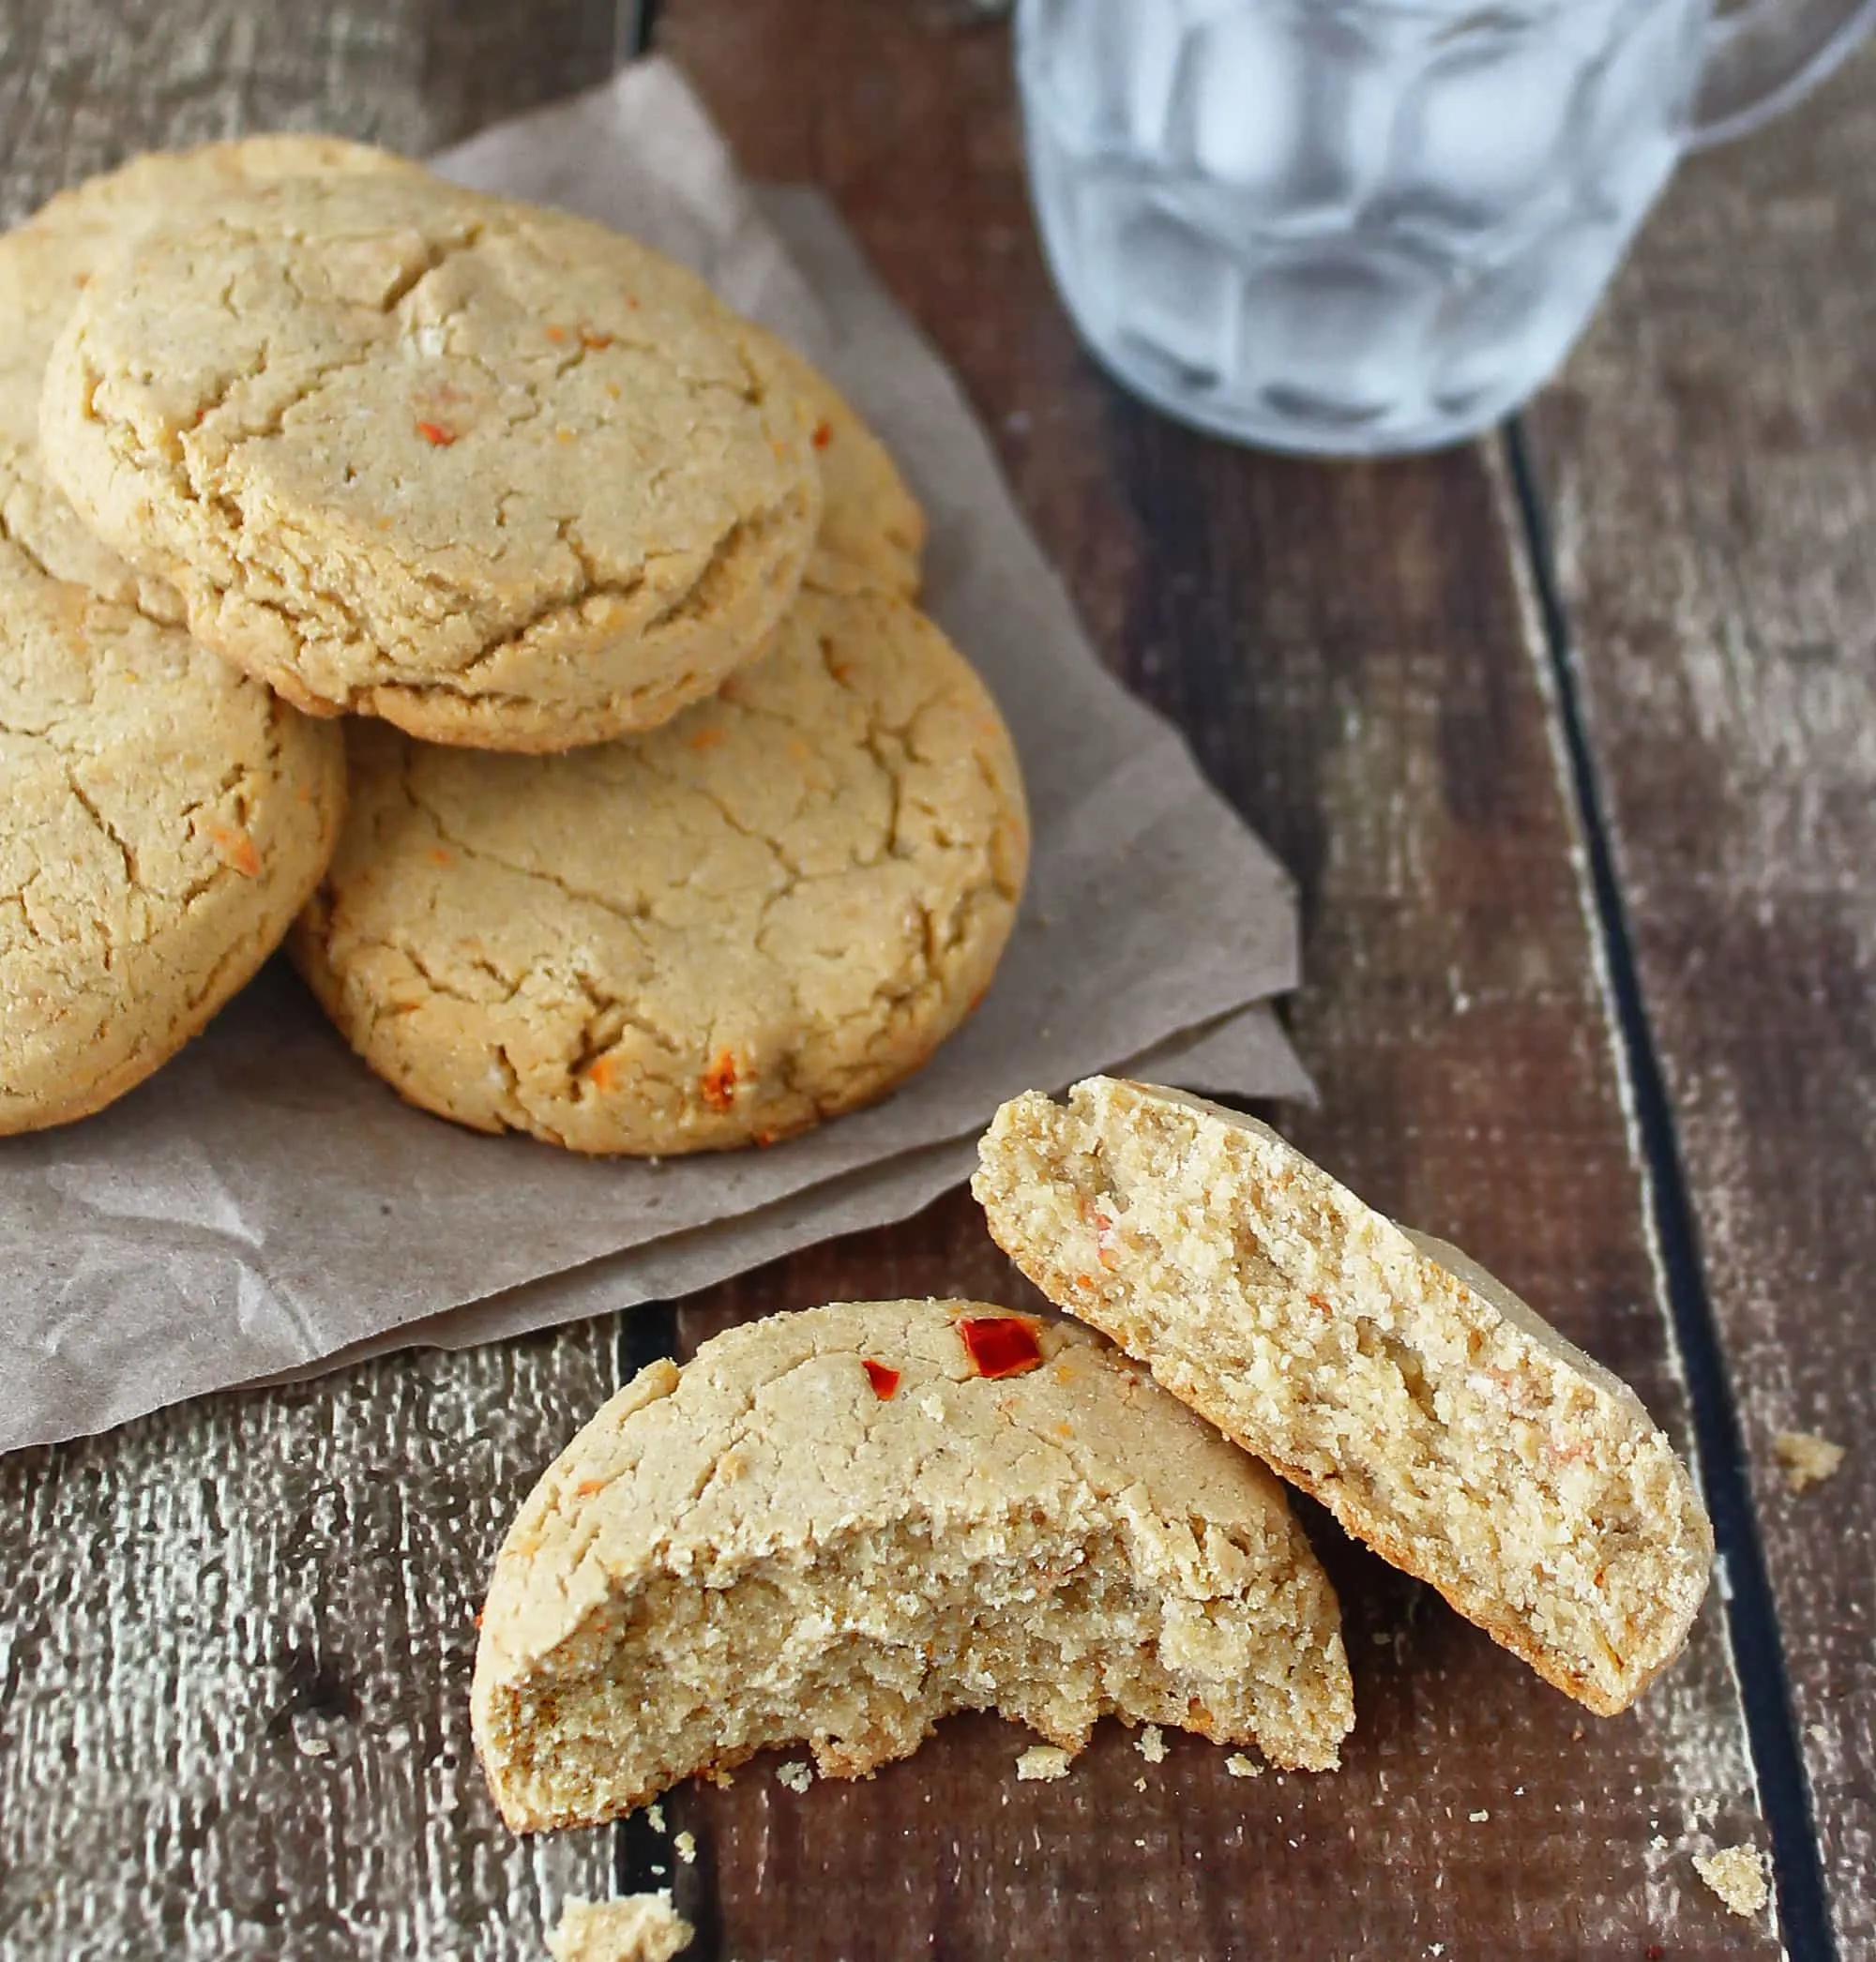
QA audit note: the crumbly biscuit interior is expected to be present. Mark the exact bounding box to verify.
[480,1504,1341,1831]
[975,1084,1712,1713]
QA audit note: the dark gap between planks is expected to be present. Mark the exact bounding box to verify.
[1505,419,1836,1962]
[607,0,683,1924]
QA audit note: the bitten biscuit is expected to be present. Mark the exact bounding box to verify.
[291,590,1028,1154]
[974,1079,1714,1715]
[470,1299,1354,1832]
[40,168,822,750]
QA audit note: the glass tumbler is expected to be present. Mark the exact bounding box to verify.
[1017,0,1876,455]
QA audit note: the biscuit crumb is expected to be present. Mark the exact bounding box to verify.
[1469,1809,1490,1822]
[1225,1754,1262,1779]
[673,1830,696,1865]
[1773,1430,1844,1494]
[1015,1744,1073,1782]
[1135,1723,1168,1765]
[547,1894,692,1962]
[644,1803,665,1834]
[775,1761,813,1794]
[1693,1844,1770,1918]
[1133,1776,1147,1791]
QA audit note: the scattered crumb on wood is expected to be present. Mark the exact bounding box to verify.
[1693,1845,1770,1918]
[547,1894,693,1962]
[1015,1744,1073,1782]
[673,1830,696,1866]
[1469,1809,1490,1823]
[644,1803,665,1834]
[775,1761,813,1794]
[1225,1755,1262,1779]
[1133,1775,1147,1791]
[1773,1430,1844,1494]
[1134,1723,1168,1765]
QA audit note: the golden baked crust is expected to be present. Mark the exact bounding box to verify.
[0,136,413,619]
[290,589,1028,1154]
[470,1298,1354,1832]
[40,168,822,749]
[974,1078,1715,1716]
[746,325,925,599]
[0,558,344,1132]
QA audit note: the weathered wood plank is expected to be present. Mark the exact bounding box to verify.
[657,6,1778,1955]
[1528,44,1876,1955]
[0,6,621,1960]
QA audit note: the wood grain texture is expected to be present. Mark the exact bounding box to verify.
[0,6,622,1960]
[1529,43,1876,1956]
[656,5,1776,1955]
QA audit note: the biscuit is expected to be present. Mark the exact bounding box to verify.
[290,589,1028,1154]
[547,1896,692,1962]
[747,326,924,598]
[0,552,344,1132]
[974,1079,1714,1714]
[0,147,357,1134]
[40,168,822,749]
[470,1299,1354,1831]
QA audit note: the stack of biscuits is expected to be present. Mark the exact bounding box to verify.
[1,137,1029,1154]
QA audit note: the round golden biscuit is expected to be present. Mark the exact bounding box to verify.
[291,590,1028,1154]
[40,168,823,750]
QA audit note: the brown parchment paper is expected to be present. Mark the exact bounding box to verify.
[0,60,1305,1450]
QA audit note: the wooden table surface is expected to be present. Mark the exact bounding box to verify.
[1,2,1870,1957]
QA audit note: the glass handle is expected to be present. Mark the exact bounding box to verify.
[1687,0,1876,147]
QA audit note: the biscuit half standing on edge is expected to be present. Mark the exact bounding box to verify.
[973,1079,1714,1716]
[471,1299,1354,1832]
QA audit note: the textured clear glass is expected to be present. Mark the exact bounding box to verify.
[1015,0,1817,453]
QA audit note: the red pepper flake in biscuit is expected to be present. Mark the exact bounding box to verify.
[688,726,725,751]
[416,420,455,446]
[958,1315,1043,1380]
[581,329,614,351]
[545,324,568,342]
[810,419,833,450]
[700,1051,739,1112]
[862,1360,900,1400]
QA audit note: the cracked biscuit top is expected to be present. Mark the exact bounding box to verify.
[1,143,363,1134]
[289,588,1029,1155]
[38,166,824,751]
[0,136,413,624]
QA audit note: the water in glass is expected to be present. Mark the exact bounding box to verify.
[1017,0,1710,453]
